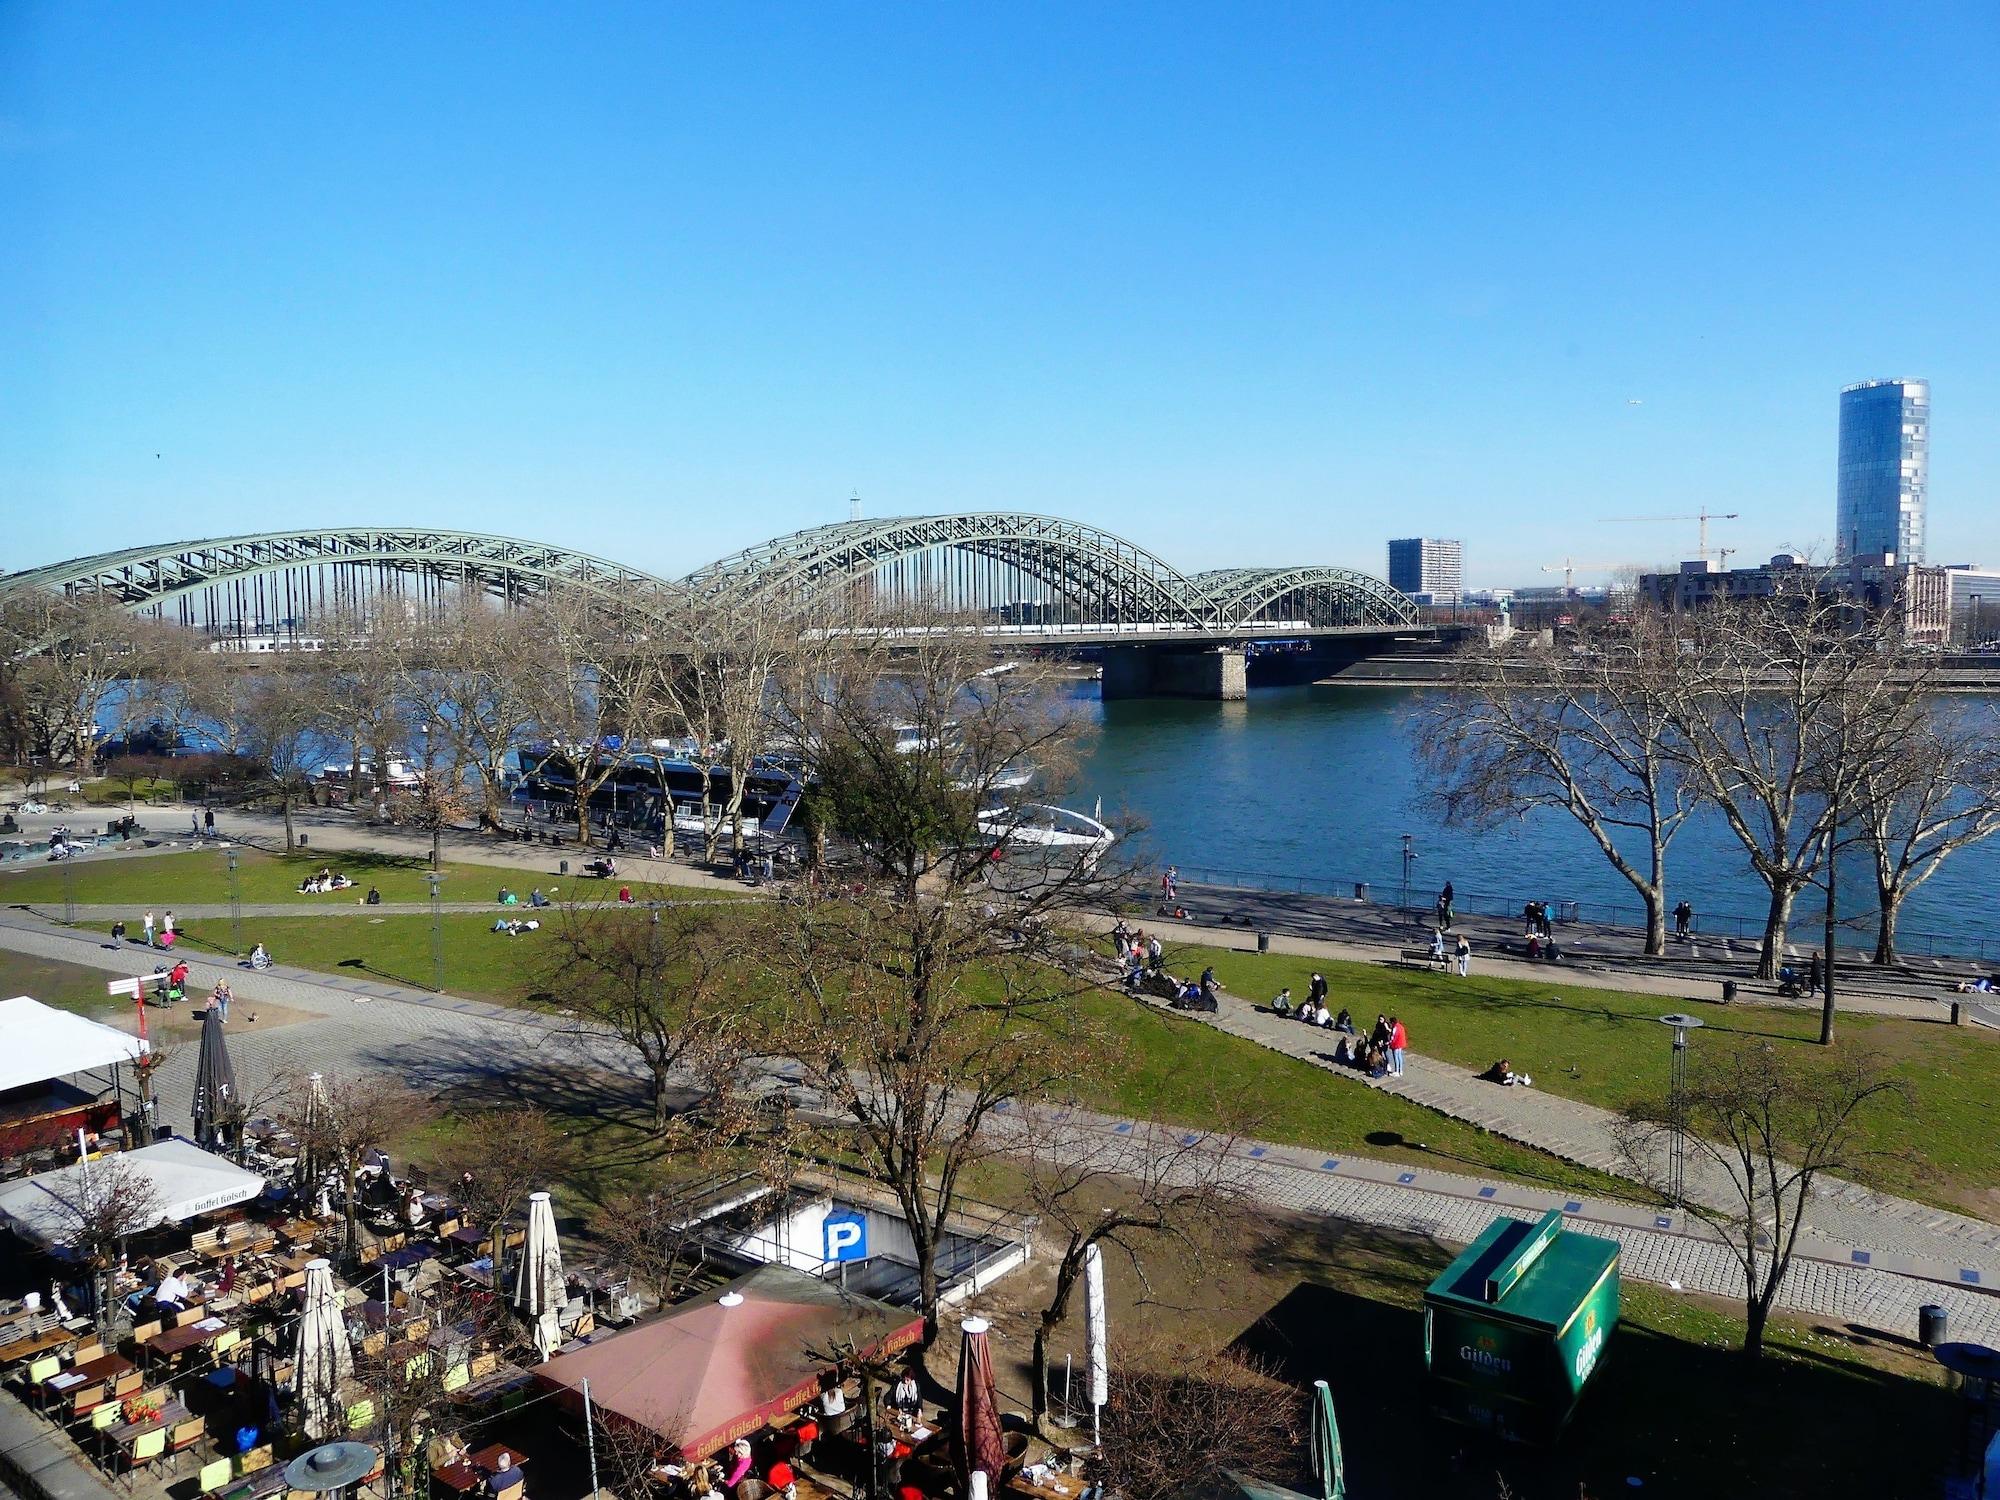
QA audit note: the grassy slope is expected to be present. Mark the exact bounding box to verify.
[1183,940,1995,1213]
[0,845,713,908]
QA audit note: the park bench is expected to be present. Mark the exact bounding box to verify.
[1397,946,1449,969]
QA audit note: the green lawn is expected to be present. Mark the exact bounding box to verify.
[137,909,1627,1197]
[0,845,712,909]
[1181,940,1998,1214]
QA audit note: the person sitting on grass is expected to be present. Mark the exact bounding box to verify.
[365,886,381,905]
[1270,987,1293,1017]
[1480,1059,1533,1087]
[529,888,550,907]
[1332,1007,1355,1035]
[498,887,518,905]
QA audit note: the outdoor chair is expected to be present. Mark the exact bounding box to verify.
[123,1427,168,1489]
[129,1320,161,1347]
[26,1353,61,1386]
[111,1368,143,1398]
[175,1305,208,1327]
[168,1416,206,1470]
[491,1481,524,1500]
[71,1337,104,1363]
[198,1457,233,1495]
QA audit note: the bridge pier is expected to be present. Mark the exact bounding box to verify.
[1101,645,1247,701]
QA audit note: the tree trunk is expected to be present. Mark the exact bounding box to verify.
[1821,835,1838,1046]
[1755,882,1798,980]
[282,789,297,851]
[1743,1295,1771,1361]
[431,823,442,871]
[1872,880,1900,966]
[1642,888,1667,957]
[651,1071,671,1136]
[1031,1318,1054,1425]
[575,796,591,848]
[344,1159,360,1256]
[916,1241,942,1347]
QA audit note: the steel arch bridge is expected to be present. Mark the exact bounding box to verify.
[2,514,1419,639]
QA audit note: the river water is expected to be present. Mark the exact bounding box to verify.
[1071,684,2000,958]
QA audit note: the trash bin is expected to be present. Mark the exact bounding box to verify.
[559,859,569,876]
[1721,980,1737,1005]
[1920,1304,1947,1348]
[1257,931,1270,954]
[296,834,308,848]
[1354,882,1369,902]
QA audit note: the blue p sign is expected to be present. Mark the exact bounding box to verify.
[824,1210,868,1264]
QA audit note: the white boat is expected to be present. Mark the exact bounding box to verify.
[976,802,1115,872]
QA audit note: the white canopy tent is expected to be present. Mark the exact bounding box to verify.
[0,1137,266,1247]
[0,996,148,1093]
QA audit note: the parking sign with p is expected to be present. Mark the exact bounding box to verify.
[823,1210,868,1264]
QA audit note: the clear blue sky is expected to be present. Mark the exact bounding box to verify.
[4,3,1997,589]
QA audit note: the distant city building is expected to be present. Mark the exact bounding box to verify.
[1639,553,1950,643]
[1387,538,1463,605]
[1940,565,2000,641]
[1837,378,1929,563]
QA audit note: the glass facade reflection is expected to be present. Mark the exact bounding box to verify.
[1837,378,1928,562]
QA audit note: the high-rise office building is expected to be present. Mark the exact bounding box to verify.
[1387,538,1463,605]
[1837,378,1928,563]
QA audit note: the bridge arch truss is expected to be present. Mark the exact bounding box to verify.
[3,516,1420,640]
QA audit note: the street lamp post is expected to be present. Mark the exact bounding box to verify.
[425,872,445,994]
[61,854,75,926]
[1400,835,1416,926]
[227,847,243,956]
[1657,1013,1705,1208]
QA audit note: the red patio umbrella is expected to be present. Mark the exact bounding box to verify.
[951,1316,1007,1496]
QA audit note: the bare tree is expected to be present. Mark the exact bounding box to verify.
[234,668,333,849]
[1662,569,1918,979]
[284,1072,437,1256]
[396,600,550,830]
[0,593,139,771]
[766,619,1128,1343]
[1096,1341,1306,1500]
[43,1153,165,1331]
[430,1107,580,1283]
[1614,1042,1906,1359]
[1849,702,2000,965]
[640,593,796,860]
[515,589,648,848]
[1012,1108,1246,1427]
[534,901,747,1135]
[1419,608,1697,954]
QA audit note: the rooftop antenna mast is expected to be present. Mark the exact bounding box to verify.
[849,491,863,522]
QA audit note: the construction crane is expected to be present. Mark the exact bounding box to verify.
[1600,508,1741,563]
[1540,559,1626,597]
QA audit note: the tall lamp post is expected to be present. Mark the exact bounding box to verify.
[425,871,445,994]
[61,853,75,926]
[226,847,243,956]
[1657,1013,1705,1208]
[1400,835,1416,927]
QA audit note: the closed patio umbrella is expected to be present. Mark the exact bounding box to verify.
[190,1006,239,1151]
[951,1317,1007,1497]
[513,1190,564,1360]
[293,1257,354,1440]
[1084,1242,1109,1444]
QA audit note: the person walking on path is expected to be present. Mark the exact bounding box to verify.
[1454,934,1472,977]
[142,910,156,947]
[162,911,175,945]
[1808,950,1824,996]
[1388,1016,1408,1077]
[1146,934,1164,973]
[1162,866,1178,903]
[203,807,215,836]
[1673,900,1694,940]
[1437,881,1455,931]
[190,812,201,840]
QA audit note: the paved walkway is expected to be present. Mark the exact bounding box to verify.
[0,903,1994,1347]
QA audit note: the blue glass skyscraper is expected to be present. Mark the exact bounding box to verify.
[1837,378,1928,562]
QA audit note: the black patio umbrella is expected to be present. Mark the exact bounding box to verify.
[191,1005,240,1151]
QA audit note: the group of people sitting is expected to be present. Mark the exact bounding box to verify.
[297,867,354,894]
[496,887,555,908]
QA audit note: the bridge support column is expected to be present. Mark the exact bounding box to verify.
[1101,645,1247,701]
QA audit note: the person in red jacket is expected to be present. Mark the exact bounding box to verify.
[1388,1016,1407,1078]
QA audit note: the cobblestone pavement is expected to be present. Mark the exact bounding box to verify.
[2,905,1993,1345]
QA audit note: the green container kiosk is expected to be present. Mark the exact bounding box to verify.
[1423,1207,1619,1444]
